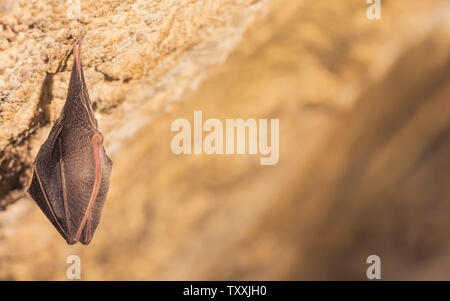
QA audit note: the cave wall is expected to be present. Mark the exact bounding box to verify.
[1,0,449,280]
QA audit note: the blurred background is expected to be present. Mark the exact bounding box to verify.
[0,0,449,280]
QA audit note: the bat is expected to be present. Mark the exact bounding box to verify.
[27,39,113,245]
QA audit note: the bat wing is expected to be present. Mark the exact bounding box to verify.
[56,125,112,245]
[27,117,76,244]
[27,39,112,245]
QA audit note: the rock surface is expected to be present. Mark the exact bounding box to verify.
[0,0,270,207]
[0,0,449,280]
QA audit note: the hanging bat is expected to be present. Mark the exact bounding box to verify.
[27,39,113,245]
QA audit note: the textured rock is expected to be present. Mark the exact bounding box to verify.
[0,0,271,207]
[1,0,450,280]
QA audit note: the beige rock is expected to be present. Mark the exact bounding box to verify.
[0,0,271,206]
[0,0,450,280]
